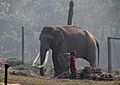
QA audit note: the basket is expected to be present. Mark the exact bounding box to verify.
[57,53,70,68]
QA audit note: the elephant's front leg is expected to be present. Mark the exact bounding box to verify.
[52,54,64,77]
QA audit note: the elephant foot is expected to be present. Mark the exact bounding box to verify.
[53,68,63,77]
[40,68,44,76]
[54,69,69,78]
[54,72,63,77]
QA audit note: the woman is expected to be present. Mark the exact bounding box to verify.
[70,51,77,79]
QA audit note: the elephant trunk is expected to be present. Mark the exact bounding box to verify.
[39,50,50,68]
[40,47,50,76]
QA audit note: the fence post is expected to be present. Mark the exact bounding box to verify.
[22,26,24,64]
[67,0,74,25]
[108,37,112,73]
[4,64,9,85]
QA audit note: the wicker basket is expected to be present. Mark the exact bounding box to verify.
[57,53,70,68]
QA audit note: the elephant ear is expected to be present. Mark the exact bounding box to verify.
[54,31,64,45]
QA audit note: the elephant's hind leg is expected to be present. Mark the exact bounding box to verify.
[89,54,96,71]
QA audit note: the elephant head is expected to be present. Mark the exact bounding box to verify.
[39,26,64,76]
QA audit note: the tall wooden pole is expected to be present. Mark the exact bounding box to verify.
[22,26,24,64]
[108,37,112,73]
[67,0,74,25]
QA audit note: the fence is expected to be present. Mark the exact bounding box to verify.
[108,37,120,73]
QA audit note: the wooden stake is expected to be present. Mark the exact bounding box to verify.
[22,26,24,64]
[108,37,112,73]
[4,64,9,85]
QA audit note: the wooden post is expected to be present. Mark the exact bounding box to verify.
[22,26,24,64]
[67,0,74,25]
[108,37,112,73]
[4,64,9,85]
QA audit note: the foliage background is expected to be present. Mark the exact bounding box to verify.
[0,0,120,71]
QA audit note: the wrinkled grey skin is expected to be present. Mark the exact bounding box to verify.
[39,25,99,76]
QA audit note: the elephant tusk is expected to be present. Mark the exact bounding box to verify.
[38,49,50,68]
[32,48,51,68]
[32,52,40,67]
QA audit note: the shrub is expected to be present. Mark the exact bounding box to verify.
[114,69,120,75]
[7,58,23,66]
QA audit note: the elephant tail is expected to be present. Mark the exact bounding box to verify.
[95,39,99,68]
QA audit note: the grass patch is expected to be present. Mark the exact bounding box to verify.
[114,69,120,75]
[0,74,120,85]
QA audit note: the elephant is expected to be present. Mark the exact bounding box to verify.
[39,25,99,76]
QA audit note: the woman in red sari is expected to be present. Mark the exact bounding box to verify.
[70,51,77,79]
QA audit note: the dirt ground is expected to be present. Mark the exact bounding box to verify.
[0,74,120,85]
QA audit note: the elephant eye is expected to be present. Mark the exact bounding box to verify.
[40,35,46,40]
[43,38,49,42]
[46,39,50,42]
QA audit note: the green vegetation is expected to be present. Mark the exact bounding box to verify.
[7,58,23,66]
[114,69,120,75]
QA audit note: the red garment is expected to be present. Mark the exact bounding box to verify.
[70,55,76,72]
